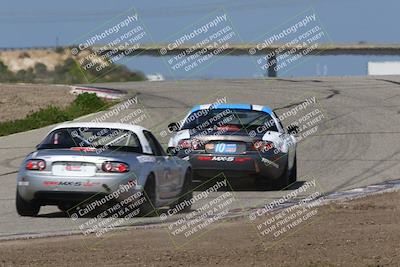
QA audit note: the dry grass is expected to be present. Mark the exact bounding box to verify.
[0,84,75,122]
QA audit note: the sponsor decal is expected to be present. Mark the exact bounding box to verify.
[225,144,237,153]
[214,143,237,153]
[212,156,235,162]
[205,143,215,150]
[66,165,82,171]
[43,181,101,187]
[261,158,279,168]
[43,181,59,186]
[137,155,156,163]
[82,181,102,187]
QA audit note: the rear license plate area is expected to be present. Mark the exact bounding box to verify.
[65,163,82,171]
[52,162,96,177]
[206,143,239,154]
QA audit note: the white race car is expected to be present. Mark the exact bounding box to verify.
[16,122,192,217]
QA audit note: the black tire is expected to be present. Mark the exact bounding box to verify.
[289,154,297,184]
[171,169,193,212]
[58,205,68,213]
[139,174,157,217]
[58,203,75,213]
[254,176,269,190]
[271,161,290,190]
[16,190,40,217]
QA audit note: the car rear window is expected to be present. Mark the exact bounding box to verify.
[37,127,142,153]
[181,109,278,132]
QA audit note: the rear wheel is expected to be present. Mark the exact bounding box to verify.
[271,162,290,190]
[139,174,157,217]
[58,203,75,213]
[171,169,193,212]
[254,175,269,190]
[58,205,68,213]
[16,191,40,217]
[289,154,297,184]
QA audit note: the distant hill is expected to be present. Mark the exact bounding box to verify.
[0,47,146,84]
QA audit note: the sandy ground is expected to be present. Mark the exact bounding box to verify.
[0,84,75,122]
[0,190,399,267]
[0,50,70,72]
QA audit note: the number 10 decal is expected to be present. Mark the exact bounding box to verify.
[215,143,226,153]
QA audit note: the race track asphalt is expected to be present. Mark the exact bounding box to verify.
[0,76,399,239]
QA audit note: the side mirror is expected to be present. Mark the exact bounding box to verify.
[287,125,300,135]
[166,147,177,156]
[35,144,40,149]
[168,122,180,133]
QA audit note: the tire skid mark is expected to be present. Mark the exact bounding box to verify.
[136,92,192,108]
[2,178,400,242]
[0,147,33,149]
[0,155,25,170]
[1,77,399,240]
[0,171,17,177]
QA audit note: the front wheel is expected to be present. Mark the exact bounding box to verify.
[16,190,40,216]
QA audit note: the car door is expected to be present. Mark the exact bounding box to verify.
[143,131,181,199]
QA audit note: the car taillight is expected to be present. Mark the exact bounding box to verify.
[178,139,202,149]
[198,156,213,161]
[253,140,274,152]
[102,162,130,173]
[25,159,46,171]
[178,139,192,149]
[234,157,252,163]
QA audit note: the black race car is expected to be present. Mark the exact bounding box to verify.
[167,104,298,189]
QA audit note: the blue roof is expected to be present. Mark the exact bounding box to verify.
[191,105,201,112]
[190,104,273,115]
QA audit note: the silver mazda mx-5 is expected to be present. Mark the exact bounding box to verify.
[16,122,192,217]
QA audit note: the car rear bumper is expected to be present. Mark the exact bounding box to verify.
[17,172,142,203]
[182,152,286,179]
[33,191,108,205]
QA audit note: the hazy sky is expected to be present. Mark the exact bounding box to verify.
[1,0,399,78]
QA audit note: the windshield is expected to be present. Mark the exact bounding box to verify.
[181,109,278,132]
[37,127,142,153]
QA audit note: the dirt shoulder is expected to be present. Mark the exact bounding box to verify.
[1,191,400,267]
[0,84,74,122]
